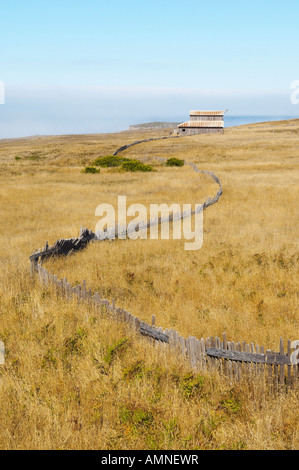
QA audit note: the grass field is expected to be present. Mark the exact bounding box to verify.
[0,120,298,449]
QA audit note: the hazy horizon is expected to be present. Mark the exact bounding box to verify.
[1,1,299,139]
[0,115,298,141]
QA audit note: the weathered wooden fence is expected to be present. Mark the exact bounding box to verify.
[0,341,4,365]
[113,136,179,155]
[29,156,298,392]
[31,262,299,392]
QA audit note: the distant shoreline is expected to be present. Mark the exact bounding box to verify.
[129,116,299,131]
[0,117,298,142]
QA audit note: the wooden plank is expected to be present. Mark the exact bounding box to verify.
[255,344,261,377]
[134,316,140,332]
[0,340,5,365]
[173,330,179,349]
[279,338,285,389]
[179,335,186,356]
[63,278,68,298]
[231,342,238,379]
[236,342,242,379]
[76,284,81,300]
[30,260,36,276]
[206,348,291,366]
[265,349,273,391]
[190,337,197,369]
[168,329,174,349]
[227,342,233,382]
[274,363,279,394]
[195,339,202,369]
[201,338,206,370]
[139,323,169,343]
[186,337,191,361]
[82,280,87,299]
[287,340,292,388]
[293,345,299,388]
[205,338,212,370]
[223,332,227,350]
[251,343,257,377]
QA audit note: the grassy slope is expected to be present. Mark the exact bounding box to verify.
[0,121,298,449]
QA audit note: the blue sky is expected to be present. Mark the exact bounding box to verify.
[0,0,299,138]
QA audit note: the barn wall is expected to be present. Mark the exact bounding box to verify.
[178,128,224,136]
[190,116,223,122]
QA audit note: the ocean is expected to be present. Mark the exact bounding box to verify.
[224,116,297,128]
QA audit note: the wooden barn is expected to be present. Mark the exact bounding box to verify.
[177,110,225,135]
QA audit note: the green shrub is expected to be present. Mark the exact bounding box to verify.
[119,405,154,428]
[121,160,153,172]
[92,155,154,172]
[27,151,43,161]
[83,166,100,174]
[219,396,242,415]
[123,361,145,380]
[180,373,205,398]
[104,337,128,365]
[93,155,129,167]
[166,157,185,167]
[41,348,58,369]
[63,328,87,358]
[14,152,43,161]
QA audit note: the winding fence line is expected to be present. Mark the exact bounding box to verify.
[29,149,298,392]
[113,135,179,156]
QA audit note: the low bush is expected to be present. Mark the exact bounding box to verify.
[93,155,129,167]
[121,160,153,172]
[104,338,129,365]
[83,166,100,174]
[14,152,43,161]
[166,157,185,167]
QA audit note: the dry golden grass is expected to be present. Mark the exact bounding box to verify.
[0,121,298,449]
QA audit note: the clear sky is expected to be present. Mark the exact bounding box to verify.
[1,0,299,138]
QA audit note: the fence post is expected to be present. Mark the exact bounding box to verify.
[279,338,285,391]
[30,259,36,276]
[0,341,4,365]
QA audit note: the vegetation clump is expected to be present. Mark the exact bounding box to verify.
[104,337,128,365]
[89,155,154,172]
[180,373,205,398]
[93,155,129,167]
[166,157,185,167]
[15,151,43,161]
[121,159,153,172]
[83,166,100,174]
[119,405,154,428]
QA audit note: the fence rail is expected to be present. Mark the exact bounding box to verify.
[29,154,298,392]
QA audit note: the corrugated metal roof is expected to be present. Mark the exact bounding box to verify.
[190,110,225,116]
[178,121,224,128]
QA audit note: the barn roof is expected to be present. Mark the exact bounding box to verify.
[190,110,225,116]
